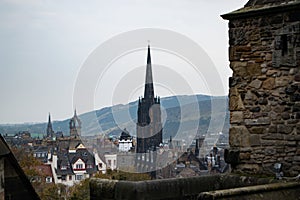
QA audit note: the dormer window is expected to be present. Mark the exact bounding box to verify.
[61,165,67,170]
[75,164,83,169]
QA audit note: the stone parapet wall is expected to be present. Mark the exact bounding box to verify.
[90,174,278,200]
[224,5,300,176]
[198,181,300,200]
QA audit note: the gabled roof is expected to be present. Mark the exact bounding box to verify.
[75,143,86,149]
[34,164,53,177]
[56,147,97,175]
[69,149,95,164]
[0,135,40,199]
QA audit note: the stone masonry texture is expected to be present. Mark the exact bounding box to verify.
[223,1,300,176]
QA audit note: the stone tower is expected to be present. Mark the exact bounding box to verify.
[69,109,82,138]
[46,113,54,138]
[222,0,300,176]
[136,45,163,153]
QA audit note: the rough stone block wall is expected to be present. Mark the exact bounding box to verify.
[227,9,300,176]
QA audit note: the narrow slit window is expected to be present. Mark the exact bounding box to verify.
[281,35,288,56]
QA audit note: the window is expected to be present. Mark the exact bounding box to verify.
[62,175,66,181]
[69,175,72,181]
[61,165,67,170]
[76,164,83,169]
[281,35,288,56]
[46,177,52,183]
[87,164,93,169]
[75,174,83,181]
[108,160,111,167]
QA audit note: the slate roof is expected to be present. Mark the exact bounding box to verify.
[69,148,97,174]
[177,151,207,171]
[245,0,300,7]
[34,164,53,178]
[222,0,300,20]
[56,142,97,175]
[56,152,73,175]
[33,146,49,163]
[119,129,132,141]
[69,139,81,150]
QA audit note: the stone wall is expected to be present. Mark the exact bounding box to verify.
[198,181,300,200]
[223,3,300,176]
[90,174,280,200]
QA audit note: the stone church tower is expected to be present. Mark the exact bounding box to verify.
[46,113,54,138]
[69,109,82,138]
[222,0,300,176]
[136,45,163,154]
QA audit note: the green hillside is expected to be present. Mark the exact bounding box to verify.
[0,94,229,139]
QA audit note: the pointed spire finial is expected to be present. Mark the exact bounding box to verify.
[144,45,154,100]
[147,43,151,65]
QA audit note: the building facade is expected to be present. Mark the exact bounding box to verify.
[118,129,133,152]
[53,142,98,186]
[222,0,300,176]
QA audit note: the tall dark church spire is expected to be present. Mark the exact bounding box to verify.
[144,45,154,101]
[48,113,51,125]
[46,113,54,138]
[136,45,163,154]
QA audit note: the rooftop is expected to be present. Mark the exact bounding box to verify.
[245,0,299,7]
[222,0,300,20]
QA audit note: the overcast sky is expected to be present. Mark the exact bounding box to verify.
[0,0,248,124]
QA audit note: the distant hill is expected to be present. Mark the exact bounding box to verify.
[0,94,229,139]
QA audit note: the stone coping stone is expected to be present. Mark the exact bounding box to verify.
[198,181,300,200]
[90,174,281,200]
[222,1,300,20]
